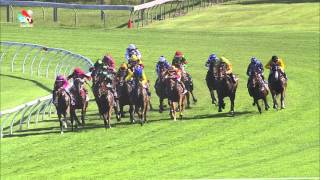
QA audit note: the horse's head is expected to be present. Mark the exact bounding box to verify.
[270,65,283,81]
[217,63,227,80]
[73,77,85,95]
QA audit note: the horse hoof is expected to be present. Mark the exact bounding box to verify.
[252,102,255,106]
[281,106,286,109]
[60,131,64,135]
[193,99,198,103]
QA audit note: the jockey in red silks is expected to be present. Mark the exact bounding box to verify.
[67,67,91,102]
[52,75,71,105]
[102,54,116,73]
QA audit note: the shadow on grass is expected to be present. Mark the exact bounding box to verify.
[0,74,52,93]
[3,110,254,138]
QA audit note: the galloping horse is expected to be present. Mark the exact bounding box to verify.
[205,61,218,105]
[70,78,88,128]
[248,71,270,113]
[132,79,150,125]
[268,64,287,109]
[118,80,136,123]
[155,66,169,113]
[53,89,71,134]
[93,73,120,128]
[216,63,238,115]
[165,75,186,121]
[183,72,197,108]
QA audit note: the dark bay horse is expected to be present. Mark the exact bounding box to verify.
[155,66,169,113]
[70,78,88,128]
[132,79,150,125]
[268,65,287,109]
[53,89,71,134]
[183,72,197,108]
[118,80,136,123]
[248,71,270,113]
[216,63,238,115]
[92,75,119,128]
[165,76,186,121]
[205,62,218,105]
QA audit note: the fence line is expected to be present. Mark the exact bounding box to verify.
[0,0,230,28]
[0,41,93,139]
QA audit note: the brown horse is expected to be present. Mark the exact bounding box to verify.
[216,63,238,115]
[132,79,150,125]
[70,78,88,129]
[93,75,118,128]
[165,76,186,121]
[183,72,197,108]
[53,89,72,134]
[268,65,287,109]
[118,80,137,123]
[155,66,169,113]
[248,71,270,113]
[205,61,218,105]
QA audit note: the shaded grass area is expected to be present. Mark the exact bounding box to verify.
[0,1,319,179]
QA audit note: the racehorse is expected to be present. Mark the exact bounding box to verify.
[70,77,88,128]
[93,73,120,128]
[165,75,186,121]
[268,64,287,109]
[132,79,150,125]
[205,61,218,105]
[155,66,169,113]
[183,72,197,108]
[53,89,71,134]
[248,71,270,113]
[118,80,136,123]
[216,63,238,115]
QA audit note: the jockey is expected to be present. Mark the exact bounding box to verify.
[125,44,142,62]
[156,56,171,78]
[52,75,71,105]
[125,65,151,96]
[128,54,144,70]
[265,55,287,80]
[219,56,237,83]
[172,50,187,70]
[166,66,188,94]
[102,54,116,73]
[205,53,220,73]
[67,67,91,102]
[246,57,265,79]
[117,62,129,81]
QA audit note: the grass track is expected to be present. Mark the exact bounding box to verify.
[0,0,319,178]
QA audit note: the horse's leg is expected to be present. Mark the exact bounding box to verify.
[129,105,135,124]
[281,91,285,109]
[144,101,148,123]
[190,90,197,103]
[255,98,261,114]
[120,105,125,118]
[172,102,176,121]
[159,98,164,113]
[114,105,121,122]
[108,106,112,128]
[63,112,68,128]
[186,92,190,108]
[230,94,235,116]
[271,92,278,110]
[102,112,108,128]
[263,96,270,111]
[58,114,63,134]
[81,102,87,126]
[218,95,223,112]
[179,96,185,120]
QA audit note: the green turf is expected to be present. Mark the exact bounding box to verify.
[0,0,319,178]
